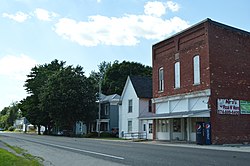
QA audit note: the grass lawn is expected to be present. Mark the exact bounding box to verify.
[0,146,42,166]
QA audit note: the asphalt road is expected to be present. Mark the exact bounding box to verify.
[0,132,250,166]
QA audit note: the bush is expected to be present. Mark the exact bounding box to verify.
[84,132,98,138]
[84,132,118,138]
[100,132,112,138]
[8,126,16,131]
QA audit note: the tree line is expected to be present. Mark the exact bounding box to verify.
[0,102,21,130]
[0,59,152,135]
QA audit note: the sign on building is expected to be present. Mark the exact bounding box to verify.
[240,100,250,114]
[217,99,240,115]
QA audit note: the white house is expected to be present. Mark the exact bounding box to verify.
[14,117,30,132]
[119,76,153,140]
[75,121,87,135]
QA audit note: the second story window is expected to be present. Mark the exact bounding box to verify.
[128,99,133,113]
[174,62,180,88]
[148,100,152,112]
[159,67,164,92]
[193,55,200,85]
[104,104,109,115]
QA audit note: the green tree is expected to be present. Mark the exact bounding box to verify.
[102,60,152,95]
[0,114,8,129]
[0,102,20,130]
[19,95,44,134]
[39,65,96,133]
[0,107,9,116]
[22,59,65,134]
[89,61,111,92]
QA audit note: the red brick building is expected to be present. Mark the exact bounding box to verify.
[148,18,250,144]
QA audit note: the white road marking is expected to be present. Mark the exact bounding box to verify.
[0,133,125,160]
[39,141,125,160]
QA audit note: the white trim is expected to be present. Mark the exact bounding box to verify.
[96,119,110,123]
[120,76,131,101]
[174,62,180,88]
[139,110,210,120]
[193,55,200,85]
[159,67,164,91]
[152,89,211,104]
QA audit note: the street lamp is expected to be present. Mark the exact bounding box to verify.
[98,77,102,138]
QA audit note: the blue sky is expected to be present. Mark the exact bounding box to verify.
[0,0,250,110]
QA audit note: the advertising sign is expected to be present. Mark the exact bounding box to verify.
[196,122,205,145]
[205,123,211,145]
[217,99,240,115]
[240,100,250,114]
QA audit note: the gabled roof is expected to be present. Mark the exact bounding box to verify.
[130,76,152,98]
[100,94,120,103]
[130,76,152,99]
[120,75,152,101]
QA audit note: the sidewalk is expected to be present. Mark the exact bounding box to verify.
[140,140,250,153]
[90,138,250,153]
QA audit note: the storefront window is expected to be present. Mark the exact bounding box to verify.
[173,118,181,132]
[157,120,168,132]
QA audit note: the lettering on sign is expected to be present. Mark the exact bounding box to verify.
[217,99,240,115]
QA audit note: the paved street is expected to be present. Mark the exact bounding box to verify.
[0,132,250,166]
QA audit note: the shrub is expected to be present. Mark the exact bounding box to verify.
[100,132,112,138]
[84,132,98,138]
[8,126,16,131]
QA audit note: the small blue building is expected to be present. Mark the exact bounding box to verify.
[96,94,120,134]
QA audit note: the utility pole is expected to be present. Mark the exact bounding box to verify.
[98,79,101,138]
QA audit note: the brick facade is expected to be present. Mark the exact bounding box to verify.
[152,19,250,144]
[152,22,210,99]
[208,21,250,144]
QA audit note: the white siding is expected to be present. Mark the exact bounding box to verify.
[188,97,209,111]
[119,79,140,137]
[170,99,188,113]
[141,120,153,139]
[153,90,211,141]
[139,99,150,116]
[155,96,209,114]
[156,102,169,114]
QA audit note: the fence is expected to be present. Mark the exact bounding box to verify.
[123,131,147,141]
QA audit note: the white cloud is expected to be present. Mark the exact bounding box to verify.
[34,8,58,21]
[166,1,180,12]
[144,1,166,17]
[97,0,101,3]
[54,0,187,47]
[2,12,29,22]
[0,54,37,81]
[2,8,58,22]
[54,15,189,47]
[144,1,180,17]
